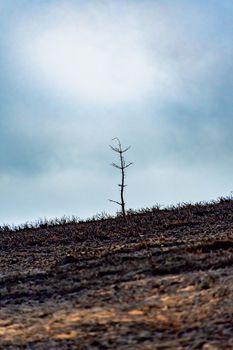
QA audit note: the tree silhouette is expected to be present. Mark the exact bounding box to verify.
[109,137,132,220]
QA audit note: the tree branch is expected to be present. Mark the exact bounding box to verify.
[109,145,120,153]
[109,137,132,220]
[109,199,121,206]
[123,162,133,169]
[122,146,131,153]
[111,163,122,169]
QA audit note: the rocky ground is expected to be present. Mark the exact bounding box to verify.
[0,199,233,349]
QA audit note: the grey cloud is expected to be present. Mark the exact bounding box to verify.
[0,0,233,225]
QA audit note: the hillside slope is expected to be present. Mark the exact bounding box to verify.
[0,200,233,349]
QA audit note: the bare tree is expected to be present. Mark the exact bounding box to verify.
[109,137,133,220]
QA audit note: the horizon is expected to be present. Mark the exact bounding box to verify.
[1,194,232,229]
[0,0,233,226]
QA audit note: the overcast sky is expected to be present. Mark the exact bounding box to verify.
[0,0,233,225]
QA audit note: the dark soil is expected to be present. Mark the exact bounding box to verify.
[0,199,233,349]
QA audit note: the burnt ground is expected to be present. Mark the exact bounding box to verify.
[0,199,233,349]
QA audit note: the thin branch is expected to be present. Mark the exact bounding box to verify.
[111,163,122,170]
[109,199,121,206]
[122,146,131,153]
[109,145,120,152]
[124,162,133,169]
[112,137,121,143]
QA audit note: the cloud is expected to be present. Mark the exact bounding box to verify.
[9,1,224,106]
[0,0,233,224]
[7,0,232,115]
[127,161,233,211]
[12,2,155,105]
[0,167,116,225]
[2,158,232,226]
